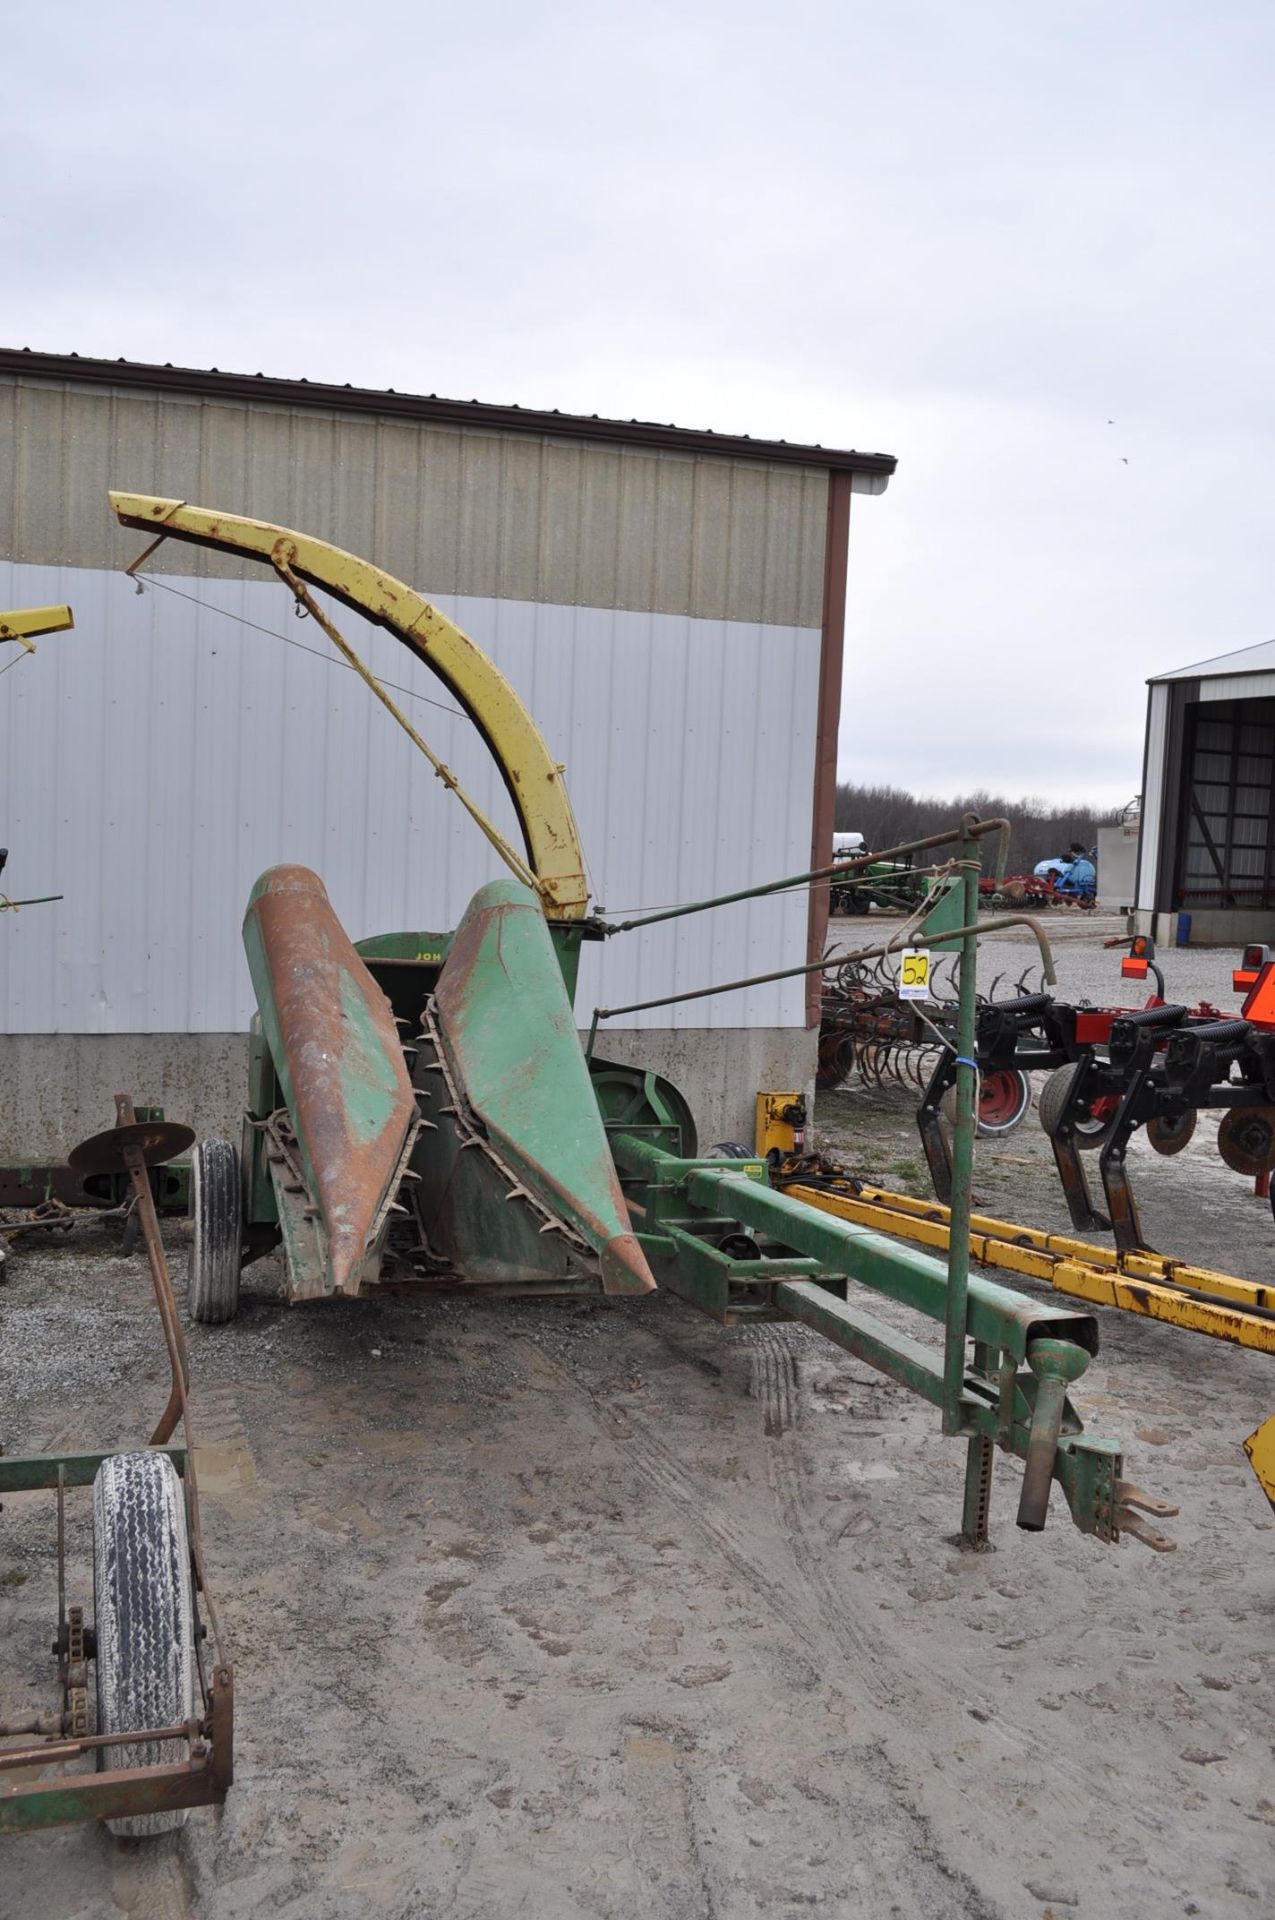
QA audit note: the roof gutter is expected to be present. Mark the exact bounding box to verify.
[0,347,897,483]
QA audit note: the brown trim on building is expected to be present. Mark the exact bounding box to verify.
[1158,678,1199,915]
[0,348,897,481]
[806,472,853,1027]
[1133,684,1155,911]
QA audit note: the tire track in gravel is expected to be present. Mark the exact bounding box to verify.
[601,1309,1191,1868]
[748,1326,798,1438]
[530,1332,901,1716]
[740,1321,1188,1859]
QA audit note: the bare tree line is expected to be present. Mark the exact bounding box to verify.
[834,782,1122,874]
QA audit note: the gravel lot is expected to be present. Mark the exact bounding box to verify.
[2,909,1274,1919]
[838,910,1250,1018]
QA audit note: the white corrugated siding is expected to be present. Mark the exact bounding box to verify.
[0,562,819,1034]
[1136,681,1169,912]
[1198,672,1275,703]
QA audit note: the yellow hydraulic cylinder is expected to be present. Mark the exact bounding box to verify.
[755,1092,807,1157]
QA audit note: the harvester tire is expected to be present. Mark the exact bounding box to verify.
[1037,1063,1110,1150]
[92,1451,194,1836]
[189,1137,242,1324]
[705,1142,756,1159]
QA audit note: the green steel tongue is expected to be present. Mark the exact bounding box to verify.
[428,880,655,1296]
[243,866,418,1295]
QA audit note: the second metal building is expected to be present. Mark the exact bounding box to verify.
[1135,638,1275,946]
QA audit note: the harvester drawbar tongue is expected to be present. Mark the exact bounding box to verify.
[607,1135,1173,1548]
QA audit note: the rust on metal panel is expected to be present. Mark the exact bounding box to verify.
[242,867,418,1295]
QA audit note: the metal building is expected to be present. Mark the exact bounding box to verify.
[1135,638,1275,945]
[0,349,894,1152]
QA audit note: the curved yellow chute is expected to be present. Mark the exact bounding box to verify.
[108,494,589,920]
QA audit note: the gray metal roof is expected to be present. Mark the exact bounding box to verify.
[1150,638,1275,683]
[0,347,897,482]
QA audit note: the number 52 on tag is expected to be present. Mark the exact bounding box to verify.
[898,948,931,1001]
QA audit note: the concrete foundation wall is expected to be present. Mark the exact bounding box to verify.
[585,1027,818,1153]
[1132,908,1275,948]
[0,1027,817,1164]
[0,1033,252,1161]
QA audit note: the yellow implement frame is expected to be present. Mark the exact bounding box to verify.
[0,605,74,651]
[108,495,590,920]
[784,1176,1275,1511]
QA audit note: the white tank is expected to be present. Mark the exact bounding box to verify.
[832,831,865,857]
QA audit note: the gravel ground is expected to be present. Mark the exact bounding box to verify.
[2,910,1274,1918]
[836,910,1249,1018]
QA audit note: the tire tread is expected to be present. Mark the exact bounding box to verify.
[189,1137,241,1324]
[92,1451,194,1837]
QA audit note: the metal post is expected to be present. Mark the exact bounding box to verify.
[942,818,981,1435]
[961,1341,995,1548]
[113,1095,191,1448]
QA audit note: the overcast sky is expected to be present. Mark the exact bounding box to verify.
[7,1,1273,806]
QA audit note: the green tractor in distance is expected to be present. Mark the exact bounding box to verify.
[829,831,925,916]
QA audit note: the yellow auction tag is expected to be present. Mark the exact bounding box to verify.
[898,947,931,1001]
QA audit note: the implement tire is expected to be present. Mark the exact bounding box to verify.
[92,1452,194,1837]
[1038,1062,1110,1150]
[189,1137,242,1325]
[944,1067,1032,1138]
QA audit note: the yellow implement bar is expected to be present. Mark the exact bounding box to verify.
[785,1177,1275,1510]
[108,496,590,920]
[0,605,74,650]
[784,1180,1275,1349]
[1244,1415,1275,1515]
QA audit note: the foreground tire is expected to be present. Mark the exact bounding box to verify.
[1038,1062,1110,1150]
[93,1452,194,1837]
[189,1137,242,1325]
